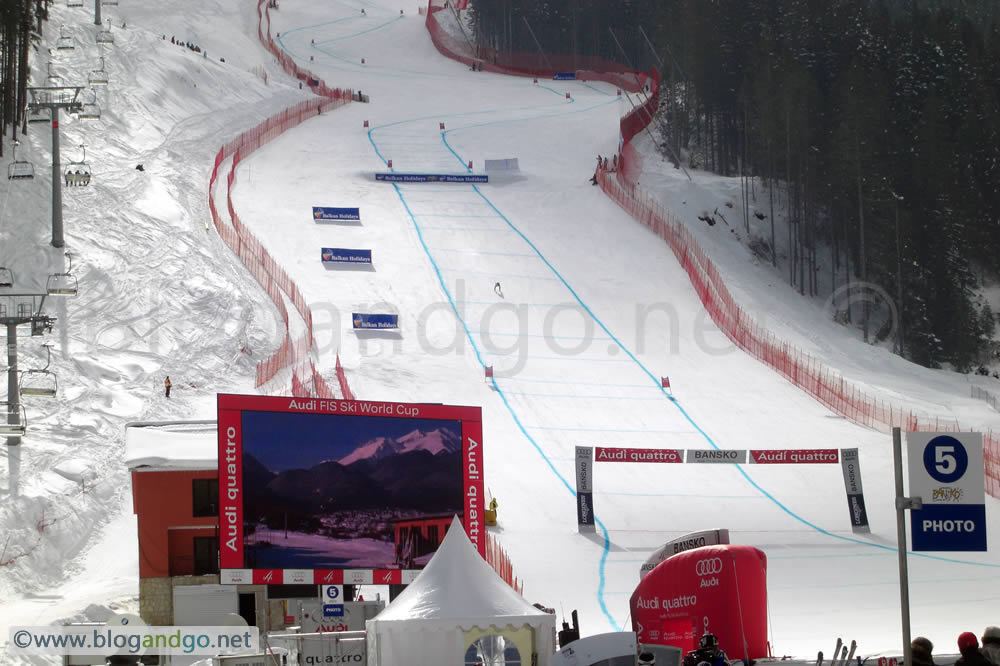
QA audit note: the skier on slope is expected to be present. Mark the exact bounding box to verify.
[683,633,727,666]
[494,282,504,298]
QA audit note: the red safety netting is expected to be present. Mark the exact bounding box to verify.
[486,532,522,595]
[596,163,1000,498]
[420,0,998,498]
[204,0,359,398]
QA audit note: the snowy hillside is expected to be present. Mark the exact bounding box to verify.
[0,0,997,662]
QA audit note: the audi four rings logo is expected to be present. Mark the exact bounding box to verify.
[695,558,723,576]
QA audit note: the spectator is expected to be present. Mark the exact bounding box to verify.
[912,637,935,666]
[956,633,993,666]
[982,628,1000,665]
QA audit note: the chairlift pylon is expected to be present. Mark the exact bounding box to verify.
[96,19,114,44]
[20,344,58,398]
[0,402,27,437]
[56,25,75,50]
[47,252,79,296]
[64,146,92,188]
[0,267,13,288]
[88,56,109,86]
[7,139,35,181]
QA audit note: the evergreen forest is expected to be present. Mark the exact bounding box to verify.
[469,0,1000,372]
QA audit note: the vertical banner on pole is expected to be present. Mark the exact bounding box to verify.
[575,446,595,533]
[840,448,871,533]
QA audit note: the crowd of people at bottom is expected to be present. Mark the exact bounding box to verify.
[674,628,1000,666]
[913,628,1000,666]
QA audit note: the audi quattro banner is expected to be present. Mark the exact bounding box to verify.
[748,449,839,464]
[630,544,768,658]
[840,448,871,533]
[312,206,361,222]
[575,447,595,533]
[594,447,683,463]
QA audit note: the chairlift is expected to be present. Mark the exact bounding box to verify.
[0,267,13,288]
[47,252,79,295]
[96,19,114,44]
[64,147,92,189]
[7,140,35,181]
[0,403,27,436]
[20,344,58,398]
[27,106,51,124]
[57,25,75,50]
[46,61,62,83]
[67,0,83,6]
[88,57,109,85]
[102,0,119,5]
[77,88,102,119]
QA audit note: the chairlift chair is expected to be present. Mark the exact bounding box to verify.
[7,140,35,180]
[0,267,13,288]
[57,26,75,50]
[102,0,119,5]
[46,61,62,83]
[27,106,52,123]
[78,88,102,119]
[64,146,92,188]
[67,0,83,6]
[0,403,27,436]
[20,344,58,398]
[88,57,109,85]
[47,252,79,295]
[96,19,114,44]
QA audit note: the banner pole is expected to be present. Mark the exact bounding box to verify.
[893,427,913,666]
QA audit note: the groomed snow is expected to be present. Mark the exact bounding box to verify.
[0,0,997,663]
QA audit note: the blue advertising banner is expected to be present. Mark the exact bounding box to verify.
[352,313,399,330]
[321,248,372,264]
[375,173,488,183]
[553,72,577,80]
[312,206,361,222]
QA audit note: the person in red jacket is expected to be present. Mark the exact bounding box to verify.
[164,376,172,398]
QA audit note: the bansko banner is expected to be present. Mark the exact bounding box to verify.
[640,529,731,579]
[686,450,748,464]
[313,206,361,222]
[576,446,595,533]
[907,432,987,551]
[375,173,488,183]
[840,448,871,533]
[352,313,399,329]
[322,248,372,264]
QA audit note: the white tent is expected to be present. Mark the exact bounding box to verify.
[366,516,556,666]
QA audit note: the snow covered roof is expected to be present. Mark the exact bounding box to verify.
[373,516,550,624]
[124,420,218,470]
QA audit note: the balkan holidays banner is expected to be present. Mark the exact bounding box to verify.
[353,313,399,329]
[321,248,372,264]
[312,206,361,222]
[375,173,488,183]
[840,448,871,533]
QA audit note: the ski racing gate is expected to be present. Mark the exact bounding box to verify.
[575,446,870,661]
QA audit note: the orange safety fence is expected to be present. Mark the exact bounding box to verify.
[486,532,522,595]
[205,0,359,398]
[419,0,999,498]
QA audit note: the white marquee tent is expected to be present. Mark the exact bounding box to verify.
[366,516,557,666]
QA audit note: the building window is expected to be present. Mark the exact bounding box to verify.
[193,536,219,575]
[192,479,218,517]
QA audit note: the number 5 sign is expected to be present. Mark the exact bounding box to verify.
[907,432,987,551]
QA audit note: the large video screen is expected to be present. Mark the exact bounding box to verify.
[218,394,484,575]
